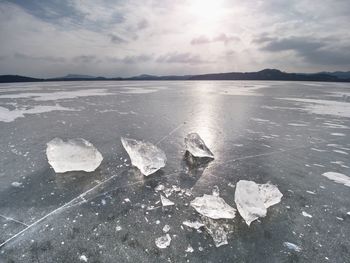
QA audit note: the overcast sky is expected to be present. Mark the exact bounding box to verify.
[0,0,349,78]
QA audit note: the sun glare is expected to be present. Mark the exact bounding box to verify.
[189,0,225,21]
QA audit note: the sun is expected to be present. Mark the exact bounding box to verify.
[188,0,225,21]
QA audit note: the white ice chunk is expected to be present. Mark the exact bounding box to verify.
[322,172,350,187]
[11,182,23,188]
[283,242,302,252]
[302,211,312,218]
[79,255,88,262]
[121,137,166,176]
[162,224,171,233]
[46,138,103,173]
[155,234,171,249]
[185,245,194,253]
[234,180,282,226]
[182,220,205,229]
[185,133,214,158]
[160,195,175,206]
[190,194,236,219]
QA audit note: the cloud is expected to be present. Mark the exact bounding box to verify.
[156,52,209,64]
[257,36,350,65]
[137,18,149,30]
[191,33,240,45]
[72,55,97,64]
[190,35,211,45]
[14,52,65,63]
[107,54,152,64]
[109,33,127,44]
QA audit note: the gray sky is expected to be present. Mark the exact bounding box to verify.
[0,0,349,78]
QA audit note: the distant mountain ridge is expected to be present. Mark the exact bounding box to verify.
[1,69,349,83]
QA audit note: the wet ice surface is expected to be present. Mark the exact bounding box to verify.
[0,81,350,262]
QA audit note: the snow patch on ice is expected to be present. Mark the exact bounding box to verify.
[322,172,350,187]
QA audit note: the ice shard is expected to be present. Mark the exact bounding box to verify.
[190,193,236,219]
[184,133,214,158]
[121,137,167,176]
[182,220,205,230]
[46,138,103,173]
[234,180,282,226]
[160,194,175,206]
[202,217,231,247]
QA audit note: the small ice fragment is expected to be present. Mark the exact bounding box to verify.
[121,137,166,176]
[156,220,160,225]
[115,226,122,231]
[46,138,103,173]
[283,242,302,252]
[212,185,220,197]
[322,172,350,187]
[160,195,175,206]
[155,184,165,192]
[185,245,194,253]
[336,217,343,221]
[347,212,350,216]
[306,190,316,195]
[11,182,22,188]
[234,180,282,226]
[155,234,171,249]
[124,198,131,203]
[302,211,312,218]
[79,255,88,262]
[184,133,214,158]
[162,224,171,233]
[203,217,230,247]
[190,193,236,219]
[182,220,205,229]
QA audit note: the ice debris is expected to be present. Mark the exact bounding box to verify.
[155,234,171,249]
[322,172,350,187]
[160,195,175,206]
[11,182,23,188]
[234,180,282,226]
[185,133,214,158]
[162,224,171,233]
[185,245,194,253]
[190,191,236,219]
[79,255,88,262]
[202,217,232,247]
[121,137,166,176]
[283,242,302,252]
[46,138,103,173]
[302,211,312,218]
[182,220,205,230]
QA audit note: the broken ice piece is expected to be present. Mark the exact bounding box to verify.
[155,184,165,192]
[234,180,282,226]
[190,193,236,219]
[11,182,23,188]
[283,242,302,252]
[185,245,194,253]
[202,217,231,247]
[160,195,175,206]
[162,224,171,233]
[182,220,205,230]
[121,137,166,176]
[184,133,214,158]
[155,234,171,249]
[46,138,103,173]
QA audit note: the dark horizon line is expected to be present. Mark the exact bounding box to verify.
[1,68,350,83]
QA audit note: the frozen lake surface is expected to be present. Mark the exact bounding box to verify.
[0,80,349,262]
